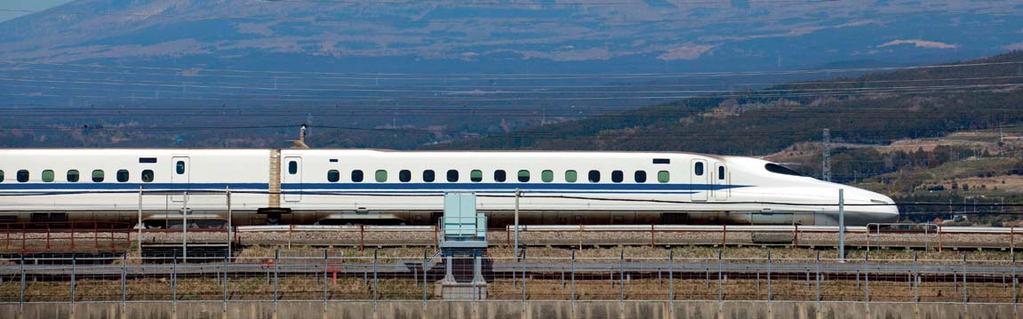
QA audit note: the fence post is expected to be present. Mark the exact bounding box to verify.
[224,254,230,306]
[121,255,127,304]
[274,249,280,303]
[323,249,328,304]
[373,249,379,302]
[70,256,76,304]
[815,251,821,302]
[172,255,177,303]
[520,255,527,302]
[571,250,576,301]
[767,250,772,301]
[620,249,625,302]
[913,252,919,303]
[422,251,428,304]
[668,250,674,304]
[717,249,723,302]
[962,253,968,303]
[19,255,25,305]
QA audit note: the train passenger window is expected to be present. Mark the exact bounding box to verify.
[470,170,483,182]
[399,170,412,182]
[588,170,600,183]
[565,170,577,182]
[375,170,387,182]
[67,170,79,182]
[0,170,4,183]
[17,170,29,183]
[611,170,623,183]
[327,170,340,182]
[541,170,554,183]
[634,171,647,183]
[351,170,364,182]
[42,170,54,183]
[288,161,298,175]
[175,161,185,175]
[718,166,725,180]
[142,170,155,183]
[92,170,104,182]
[494,170,506,182]
[694,162,704,176]
[446,170,459,182]
[657,171,670,183]
[117,169,129,182]
[517,170,530,182]
[423,170,436,182]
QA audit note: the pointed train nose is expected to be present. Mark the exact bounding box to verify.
[842,187,900,224]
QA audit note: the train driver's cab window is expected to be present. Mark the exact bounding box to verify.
[541,170,554,183]
[16,169,28,183]
[657,171,670,183]
[175,161,186,175]
[765,163,803,176]
[375,170,387,182]
[494,170,507,182]
[351,170,364,182]
[288,161,298,175]
[92,170,105,182]
[42,169,54,183]
[327,170,340,182]
[694,162,704,176]
[517,170,530,182]
[446,170,459,182]
[634,171,647,183]
[470,170,483,182]
[399,170,412,182]
[588,170,600,183]
[565,170,577,183]
[718,166,726,180]
[116,169,129,182]
[423,170,436,182]
[611,170,624,183]
[67,170,80,182]
[142,170,155,183]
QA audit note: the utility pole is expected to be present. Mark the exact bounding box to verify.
[839,189,846,262]
[823,128,832,182]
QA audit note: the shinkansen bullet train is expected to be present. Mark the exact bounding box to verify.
[0,149,898,227]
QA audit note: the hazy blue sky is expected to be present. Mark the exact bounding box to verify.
[0,0,72,22]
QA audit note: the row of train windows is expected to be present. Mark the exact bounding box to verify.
[324,169,673,183]
[0,169,155,183]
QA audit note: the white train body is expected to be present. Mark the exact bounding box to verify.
[0,148,898,226]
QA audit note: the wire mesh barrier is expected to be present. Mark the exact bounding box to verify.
[0,254,1019,304]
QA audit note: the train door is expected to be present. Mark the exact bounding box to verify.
[283,156,302,202]
[690,159,708,201]
[713,162,729,201]
[171,156,190,202]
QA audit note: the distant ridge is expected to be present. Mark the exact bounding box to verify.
[433,51,1023,156]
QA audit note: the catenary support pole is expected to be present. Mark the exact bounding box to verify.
[138,187,143,257]
[226,188,232,259]
[839,189,846,261]
[514,189,521,259]
[182,191,188,263]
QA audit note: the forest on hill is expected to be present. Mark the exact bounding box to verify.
[436,51,1023,156]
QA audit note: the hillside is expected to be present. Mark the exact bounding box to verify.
[437,51,1023,158]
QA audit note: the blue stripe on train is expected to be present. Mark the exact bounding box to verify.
[0,183,268,190]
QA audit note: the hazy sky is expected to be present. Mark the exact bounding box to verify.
[0,0,72,22]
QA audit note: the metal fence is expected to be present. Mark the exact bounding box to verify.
[0,253,1019,304]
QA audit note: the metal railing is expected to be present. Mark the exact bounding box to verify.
[0,253,1019,304]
